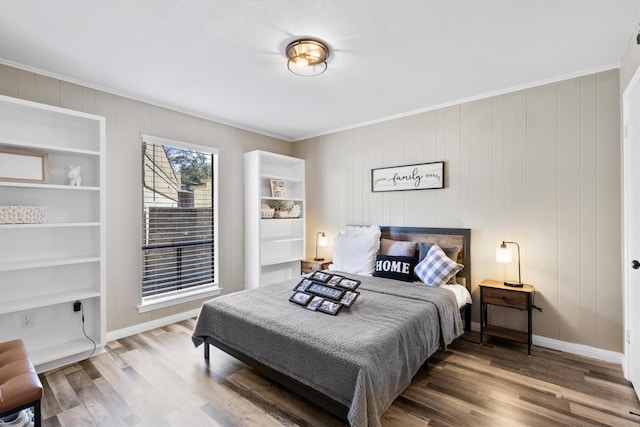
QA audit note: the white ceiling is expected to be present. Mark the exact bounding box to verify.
[0,0,639,141]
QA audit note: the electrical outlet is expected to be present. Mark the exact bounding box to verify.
[21,311,35,329]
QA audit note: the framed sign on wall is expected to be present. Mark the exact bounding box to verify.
[371,161,444,192]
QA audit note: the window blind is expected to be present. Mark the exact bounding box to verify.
[141,138,216,299]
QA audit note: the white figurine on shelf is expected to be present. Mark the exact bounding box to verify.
[67,165,82,186]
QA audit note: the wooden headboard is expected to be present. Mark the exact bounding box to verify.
[379,226,472,329]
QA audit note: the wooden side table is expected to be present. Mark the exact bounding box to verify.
[479,279,535,356]
[301,259,332,275]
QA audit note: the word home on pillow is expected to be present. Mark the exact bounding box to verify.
[373,254,416,282]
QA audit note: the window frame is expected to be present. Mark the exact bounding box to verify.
[138,134,220,313]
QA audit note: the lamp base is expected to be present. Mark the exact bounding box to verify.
[504,281,524,288]
[314,257,325,261]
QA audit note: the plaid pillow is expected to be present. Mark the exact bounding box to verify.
[418,243,461,283]
[415,244,463,286]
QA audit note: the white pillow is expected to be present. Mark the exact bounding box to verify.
[330,225,381,275]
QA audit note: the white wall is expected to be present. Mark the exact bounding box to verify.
[294,70,623,352]
[0,64,294,332]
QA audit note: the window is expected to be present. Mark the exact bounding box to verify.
[139,135,219,312]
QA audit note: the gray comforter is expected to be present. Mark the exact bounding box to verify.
[192,273,464,427]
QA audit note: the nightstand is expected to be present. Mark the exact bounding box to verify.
[479,279,535,356]
[301,259,332,274]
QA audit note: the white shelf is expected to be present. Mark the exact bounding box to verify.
[0,95,105,370]
[261,255,303,267]
[245,150,305,288]
[0,138,100,156]
[0,222,100,229]
[0,289,100,315]
[0,256,100,272]
[261,217,304,222]
[262,237,304,243]
[261,196,304,202]
[260,173,304,183]
[0,181,100,191]
[30,338,99,368]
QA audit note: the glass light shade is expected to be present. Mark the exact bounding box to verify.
[286,39,329,76]
[496,246,513,263]
[318,234,328,247]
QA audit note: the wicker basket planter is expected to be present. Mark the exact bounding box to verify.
[0,206,48,224]
[261,207,275,219]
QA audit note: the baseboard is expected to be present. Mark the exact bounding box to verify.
[36,346,106,374]
[470,322,623,365]
[106,308,201,342]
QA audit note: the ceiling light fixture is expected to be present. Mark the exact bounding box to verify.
[286,39,329,76]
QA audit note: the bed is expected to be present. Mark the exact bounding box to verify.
[192,226,471,427]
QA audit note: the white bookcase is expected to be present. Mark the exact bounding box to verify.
[244,150,305,288]
[0,95,106,372]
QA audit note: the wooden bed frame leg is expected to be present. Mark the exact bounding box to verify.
[204,342,210,360]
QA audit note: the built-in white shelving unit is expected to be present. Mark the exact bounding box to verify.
[0,94,106,372]
[244,150,305,288]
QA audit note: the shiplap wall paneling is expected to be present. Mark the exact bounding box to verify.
[500,91,529,331]
[59,81,82,111]
[420,111,438,227]
[293,69,622,352]
[489,95,516,330]
[468,98,500,323]
[579,75,599,348]
[526,83,560,338]
[0,64,17,96]
[557,78,583,342]
[434,109,447,225]
[384,119,404,226]
[459,103,472,231]
[596,71,623,351]
[366,123,386,227]
[403,114,423,227]
[443,106,462,226]
[301,137,320,258]
[16,69,35,101]
[115,96,143,320]
[351,127,365,227]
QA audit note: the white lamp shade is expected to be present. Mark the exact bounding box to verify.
[318,234,328,247]
[496,246,513,263]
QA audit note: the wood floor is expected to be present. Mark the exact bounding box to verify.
[37,319,640,426]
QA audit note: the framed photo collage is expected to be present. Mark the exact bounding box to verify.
[289,271,361,315]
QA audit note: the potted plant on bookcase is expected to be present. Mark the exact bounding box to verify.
[270,200,292,218]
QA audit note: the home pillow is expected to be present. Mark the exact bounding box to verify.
[330,225,381,275]
[415,244,464,286]
[418,243,461,283]
[373,255,416,282]
[379,238,417,257]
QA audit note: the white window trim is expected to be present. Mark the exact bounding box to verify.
[137,285,221,313]
[139,134,220,312]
